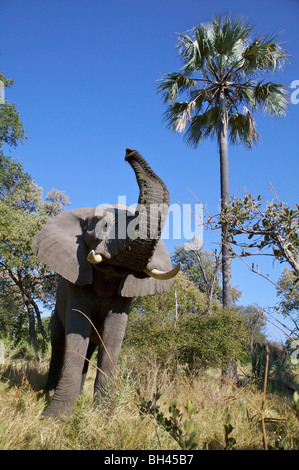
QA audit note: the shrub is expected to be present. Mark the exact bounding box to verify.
[125,305,249,372]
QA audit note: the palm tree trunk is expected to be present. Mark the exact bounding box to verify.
[219,93,238,384]
[218,93,232,309]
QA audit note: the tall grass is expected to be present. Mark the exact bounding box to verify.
[0,343,298,450]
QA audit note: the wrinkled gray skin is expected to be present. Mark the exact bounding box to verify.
[253,341,287,365]
[32,149,178,418]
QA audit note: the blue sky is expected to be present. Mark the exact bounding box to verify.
[1,0,298,339]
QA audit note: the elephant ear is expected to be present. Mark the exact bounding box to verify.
[31,208,96,286]
[118,239,175,297]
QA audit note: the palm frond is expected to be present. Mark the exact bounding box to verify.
[184,107,219,147]
[242,34,288,75]
[157,73,198,103]
[179,24,215,74]
[211,13,254,56]
[252,81,289,116]
[175,100,197,133]
[228,107,260,148]
[162,101,190,132]
[163,89,208,133]
[232,81,257,108]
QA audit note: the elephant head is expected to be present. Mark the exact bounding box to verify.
[31,149,179,297]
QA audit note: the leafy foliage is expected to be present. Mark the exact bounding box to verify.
[137,389,198,450]
[0,282,28,341]
[178,308,249,370]
[125,272,249,371]
[240,305,267,345]
[0,72,27,149]
[224,414,236,450]
[0,155,69,349]
[221,192,299,276]
[0,153,32,200]
[172,245,222,303]
[0,70,71,350]
[171,244,242,308]
[0,102,27,148]
[126,273,207,361]
[276,268,299,324]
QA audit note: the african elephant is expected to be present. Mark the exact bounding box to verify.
[31,149,179,418]
[253,341,287,366]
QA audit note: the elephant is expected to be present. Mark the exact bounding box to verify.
[252,341,287,366]
[31,148,180,418]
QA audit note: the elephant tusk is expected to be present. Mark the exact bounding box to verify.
[143,263,180,280]
[87,250,103,264]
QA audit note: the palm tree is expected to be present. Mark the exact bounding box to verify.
[158,13,288,309]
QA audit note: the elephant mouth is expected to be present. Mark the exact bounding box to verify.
[87,249,180,280]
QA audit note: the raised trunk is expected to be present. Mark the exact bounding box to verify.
[218,94,232,309]
[94,149,170,272]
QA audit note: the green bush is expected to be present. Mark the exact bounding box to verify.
[178,310,249,370]
[125,303,249,371]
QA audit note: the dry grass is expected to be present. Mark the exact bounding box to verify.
[0,349,298,450]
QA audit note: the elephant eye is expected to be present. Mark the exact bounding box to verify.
[85,228,97,247]
[85,214,112,247]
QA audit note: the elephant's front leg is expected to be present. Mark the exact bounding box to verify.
[94,299,131,405]
[43,306,92,419]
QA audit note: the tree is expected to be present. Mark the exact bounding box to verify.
[126,272,249,370]
[221,191,299,337]
[222,192,299,276]
[125,272,205,368]
[276,268,299,336]
[0,72,27,149]
[0,158,69,351]
[179,308,249,371]
[158,13,288,309]
[172,243,243,312]
[0,161,69,351]
[0,276,28,342]
[0,71,69,352]
[130,271,207,323]
[172,244,222,310]
[0,72,68,349]
[239,305,267,347]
